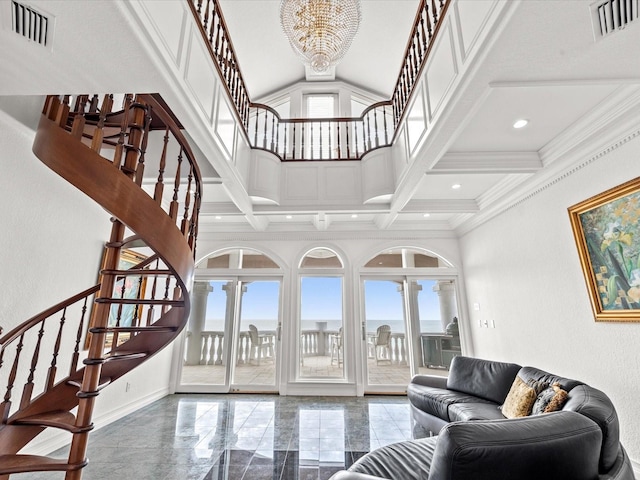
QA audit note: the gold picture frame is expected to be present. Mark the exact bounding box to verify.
[568,176,640,322]
[86,249,148,349]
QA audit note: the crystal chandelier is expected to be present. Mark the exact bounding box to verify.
[280,0,361,73]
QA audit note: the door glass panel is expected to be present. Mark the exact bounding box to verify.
[232,280,279,387]
[300,276,343,378]
[363,280,411,387]
[180,280,232,387]
[416,279,460,374]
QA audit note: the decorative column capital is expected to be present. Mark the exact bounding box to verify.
[193,282,214,296]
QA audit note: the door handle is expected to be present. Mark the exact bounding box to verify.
[277,322,282,341]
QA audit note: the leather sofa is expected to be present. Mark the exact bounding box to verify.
[330,356,636,480]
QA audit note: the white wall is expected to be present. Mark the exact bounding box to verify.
[459,132,640,463]
[0,106,173,454]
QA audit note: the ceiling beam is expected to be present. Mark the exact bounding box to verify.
[431,151,542,174]
[402,199,479,214]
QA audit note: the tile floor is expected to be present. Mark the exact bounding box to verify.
[15,394,429,480]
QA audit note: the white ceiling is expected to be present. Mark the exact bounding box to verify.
[219,0,420,99]
[1,0,639,237]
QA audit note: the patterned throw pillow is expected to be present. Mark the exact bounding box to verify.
[501,376,538,419]
[532,382,569,415]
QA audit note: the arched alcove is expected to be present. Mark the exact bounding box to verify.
[298,247,344,269]
[362,246,453,269]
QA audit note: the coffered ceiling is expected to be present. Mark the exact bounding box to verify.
[1,0,639,236]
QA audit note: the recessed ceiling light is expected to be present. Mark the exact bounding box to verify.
[513,119,528,129]
[215,216,222,220]
[351,214,358,218]
[423,213,431,218]
[451,183,461,190]
[286,215,293,219]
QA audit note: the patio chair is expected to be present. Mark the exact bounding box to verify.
[374,325,392,364]
[248,324,274,365]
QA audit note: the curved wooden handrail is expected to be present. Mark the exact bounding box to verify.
[0,94,201,473]
[34,117,194,284]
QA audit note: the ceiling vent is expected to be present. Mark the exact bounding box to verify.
[9,1,52,48]
[591,0,639,39]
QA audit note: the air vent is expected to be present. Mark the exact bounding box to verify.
[591,0,639,38]
[10,1,50,47]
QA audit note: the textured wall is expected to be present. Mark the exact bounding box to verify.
[460,132,640,464]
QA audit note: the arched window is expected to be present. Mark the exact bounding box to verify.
[179,247,282,393]
[360,246,461,390]
[298,247,345,380]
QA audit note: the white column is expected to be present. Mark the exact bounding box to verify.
[433,281,458,331]
[403,281,423,368]
[186,282,213,365]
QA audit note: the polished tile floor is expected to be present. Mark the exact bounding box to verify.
[16,394,428,480]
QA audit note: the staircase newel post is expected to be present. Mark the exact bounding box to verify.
[65,219,126,480]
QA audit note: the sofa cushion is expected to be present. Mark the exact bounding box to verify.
[563,384,620,473]
[448,402,505,422]
[348,436,437,480]
[501,376,538,418]
[407,383,494,421]
[428,411,602,480]
[446,356,521,404]
[518,366,583,392]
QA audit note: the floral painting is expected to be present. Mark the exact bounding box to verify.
[569,177,640,321]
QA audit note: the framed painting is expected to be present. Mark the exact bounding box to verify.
[568,176,640,322]
[86,249,148,349]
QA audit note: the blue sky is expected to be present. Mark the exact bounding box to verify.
[205,278,444,323]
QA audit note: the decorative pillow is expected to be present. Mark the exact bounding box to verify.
[531,385,555,415]
[531,382,569,415]
[501,376,538,419]
[544,382,569,413]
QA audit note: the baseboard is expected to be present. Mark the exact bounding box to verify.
[22,387,170,456]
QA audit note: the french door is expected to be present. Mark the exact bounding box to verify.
[362,277,460,393]
[176,277,281,393]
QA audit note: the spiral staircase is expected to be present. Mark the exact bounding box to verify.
[0,93,202,478]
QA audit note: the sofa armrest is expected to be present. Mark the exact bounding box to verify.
[429,411,602,480]
[328,471,389,480]
[410,374,448,389]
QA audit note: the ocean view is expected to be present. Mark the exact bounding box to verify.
[204,319,445,334]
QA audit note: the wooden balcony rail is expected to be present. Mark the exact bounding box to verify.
[247,101,394,161]
[391,0,448,128]
[188,0,450,161]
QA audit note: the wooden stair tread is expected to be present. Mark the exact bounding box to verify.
[100,268,172,276]
[94,297,184,306]
[83,351,148,365]
[66,376,112,390]
[106,350,148,360]
[89,325,178,333]
[0,454,86,474]
[12,410,92,434]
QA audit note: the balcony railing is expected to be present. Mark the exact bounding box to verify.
[186,329,408,366]
[188,0,449,161]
